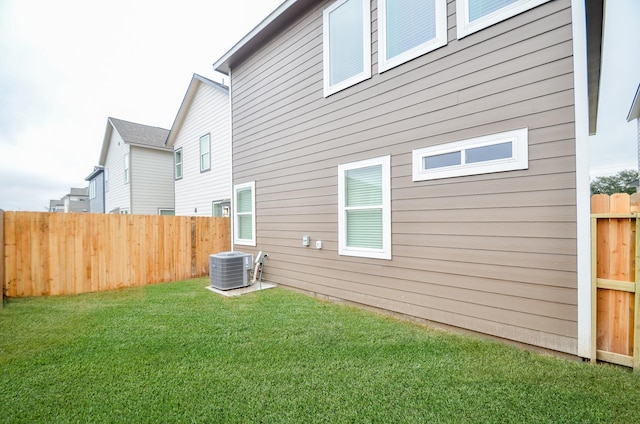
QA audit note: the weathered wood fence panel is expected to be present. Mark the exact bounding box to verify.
[591,193,640,369]
[3,212,230,298]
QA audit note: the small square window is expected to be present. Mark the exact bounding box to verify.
[323,0,371,96]
[378,0,447,72]
[456,0,552,39]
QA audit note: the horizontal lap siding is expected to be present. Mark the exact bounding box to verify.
[104,130,130,213]
[130,147,175,215]
[174,83,231,216]
[231,0,577,353]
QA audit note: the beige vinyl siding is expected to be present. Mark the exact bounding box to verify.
[230,0,578,353]
[174,83,231,216]
[130,146,174,215]
[103,130,130,213]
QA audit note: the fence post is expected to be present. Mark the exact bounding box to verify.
[635,216,640,370]
[191,217,197,278]
[0,209,4,307]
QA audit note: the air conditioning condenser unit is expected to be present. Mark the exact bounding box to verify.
[209,251,253,290]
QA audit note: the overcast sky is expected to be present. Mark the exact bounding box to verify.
[0,0,638,211]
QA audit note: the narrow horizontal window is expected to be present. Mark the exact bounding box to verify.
[323,0,371,96]
[412,128,528,181]
[378,0,447,72]
[456,0,551,39]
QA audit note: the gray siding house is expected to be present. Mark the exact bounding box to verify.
[98,117,175,215]
[213,0,601,359]
[85,166,105,213]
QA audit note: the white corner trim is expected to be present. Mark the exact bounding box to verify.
[571,0,592,359]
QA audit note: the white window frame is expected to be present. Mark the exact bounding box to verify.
[323,0,371,97]
[89,179,96,200]
[378,0,448,73]
[158,209,175,216]
[412,128,528,181]
[338,155,391,260]
[174,148,183,180]
[233,181,256,247]
[124,153,130,184]
[456,0,551,39]
[200,134,211,172]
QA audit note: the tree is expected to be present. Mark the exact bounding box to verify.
[590,169,639,195]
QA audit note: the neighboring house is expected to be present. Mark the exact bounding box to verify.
[166,74,231,216]
[98,117,175,215]
[627,84,640,174]
[61,187,89,213]
[213,0,603,359]
[84,166,105,213]
[49,199,65,212]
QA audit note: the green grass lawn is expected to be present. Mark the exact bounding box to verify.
[1,278,639,423]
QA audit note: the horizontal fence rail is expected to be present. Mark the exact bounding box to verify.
[3,212,230,297]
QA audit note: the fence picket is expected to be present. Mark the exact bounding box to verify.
[1,212,230,297]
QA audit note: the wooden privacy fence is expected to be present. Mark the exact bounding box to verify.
[591,193,640,369]
[2,212,230,298]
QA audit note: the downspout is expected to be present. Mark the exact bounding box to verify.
[228,68,235,252]
[571,0,592,359]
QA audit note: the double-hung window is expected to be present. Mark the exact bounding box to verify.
[378,0,447,72]
[323,0,371,97]
[174,148,183,180]
[456,0,551,39]
[124,154,130,184]
[200,134,211,172]
[412,128,528,181]
[234,181,256,246]
[338,156,391,260]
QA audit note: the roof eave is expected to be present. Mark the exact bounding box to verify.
[627,85,640,122]
[213,0,314,74]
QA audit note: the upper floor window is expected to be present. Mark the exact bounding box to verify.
[174,148,183,180]
[200,134,211,172]
[378,0,447,72]
[412,128,528,181]
[89,179,96,200]
[323,0,371,97]
[456,0,551,39]
[124,154,130,184]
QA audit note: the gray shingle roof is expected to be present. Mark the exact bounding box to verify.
[109,117,170,149]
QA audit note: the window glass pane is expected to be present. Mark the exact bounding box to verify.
[237,215,253,240]
[466,141,513,163]
[329,0,364,86]
[200,135,210,171]
[345,164,382,207]
[423,151,461,169]
[386,0,436,60]
[213,203,223,217]
[236,188,252,213]
[347,209,383,248]
[468,0,519,22]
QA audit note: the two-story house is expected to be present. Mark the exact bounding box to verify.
[166,74,231,216]
[98,117,175,215]
[213,0,603,359]
[84,166,105,213]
